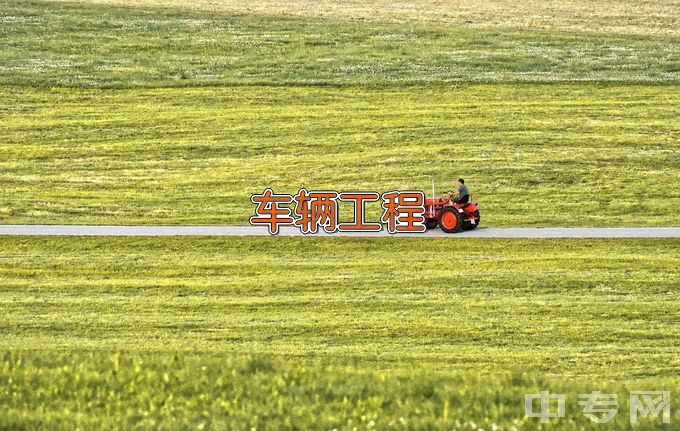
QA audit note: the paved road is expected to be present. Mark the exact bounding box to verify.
[0,225,678,238]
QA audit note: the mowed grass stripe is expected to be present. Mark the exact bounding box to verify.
[1,237,677,379]
[1,84,678,226]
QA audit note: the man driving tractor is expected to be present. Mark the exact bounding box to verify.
[428,177,479,232]
[445,178,470,204]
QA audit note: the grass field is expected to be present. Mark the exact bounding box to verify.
[37,0,680,36]
[1,237,678,429]
[1,0,679,227]
[2,84,678,226]
[2,1,679,88]
[1,0,678,429]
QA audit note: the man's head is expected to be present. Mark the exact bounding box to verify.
[458,178,465,185]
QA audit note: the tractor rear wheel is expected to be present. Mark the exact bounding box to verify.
[462,210,481,230]
[438,207,463,233]
[425,218,439,230]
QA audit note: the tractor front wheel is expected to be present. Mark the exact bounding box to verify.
[438,207,463,233]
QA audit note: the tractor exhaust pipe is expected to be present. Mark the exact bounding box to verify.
[431,176,435,218]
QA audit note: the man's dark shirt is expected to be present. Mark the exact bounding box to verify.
[458,184,469,198]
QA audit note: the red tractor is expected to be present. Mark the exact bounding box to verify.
[424,197,480,233]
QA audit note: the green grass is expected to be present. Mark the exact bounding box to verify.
[0,237,678,429]
[3,237,678,374]
[38,0,680,37]
[2,353,677,431]
[1,84,678,226]
[1,1,679,227]
[1,1,678,429]
[0,1,678,227]
[1,1,678,88]
[4,237,680,372]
